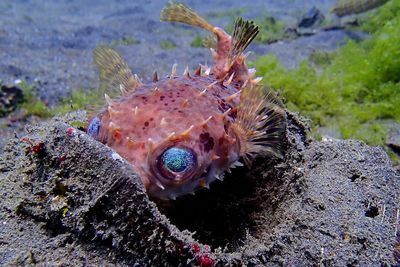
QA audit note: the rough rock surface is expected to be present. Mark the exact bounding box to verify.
[1,112,399,266]
[387,122,400,154]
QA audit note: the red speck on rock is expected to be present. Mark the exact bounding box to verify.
[192,243,200,253]
[32,142,45,154]
[198,254,215,267]
[66,127,74,136]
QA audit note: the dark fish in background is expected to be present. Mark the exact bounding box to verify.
[332,0,389,17]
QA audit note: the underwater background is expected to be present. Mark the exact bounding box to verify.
[0,1,400,266]
[0,0,399,161]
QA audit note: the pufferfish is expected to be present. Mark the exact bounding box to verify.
[87,2,287,200]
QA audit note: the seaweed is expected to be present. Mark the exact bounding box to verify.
[18,81,97,118]
[110,36,140,47]
[190,34,204,48]
[19,81,52,118]
[226,15,291,44]
[252,3,400,152]
[160,39,178,50]
[253,16,291,44]
[357,0,400,32]
[206,7,246,19]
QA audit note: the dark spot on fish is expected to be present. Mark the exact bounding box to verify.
[230,108,237,119]
[160,96,165,101]
[224,123,229,132]
[199,132,214,152]
[218,137,225,145]
[144,121,149,127]
[199,132,210,143]
[171,99,175,102]
[218,99,229,112]
[150,118,154,121]
[164,103,168,106]
[204,139,214,152]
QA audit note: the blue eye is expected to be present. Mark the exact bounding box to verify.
[87,117,101,137]
[157,147,197,181]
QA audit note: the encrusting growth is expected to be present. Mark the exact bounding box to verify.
[87,2,287,199]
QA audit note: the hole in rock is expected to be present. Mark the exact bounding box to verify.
[155,158,285,251]
[365,206,379,218]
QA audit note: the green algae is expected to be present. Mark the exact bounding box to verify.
[53,89,97,115]
[190,35,204,48]
[356,0,399,33]
[252,2,400,150]
[18,81,97,118]
[308,50,336,67]
[19,81,52,117]
[253,16,291,44]
[160,39,178,50]
[226,14,290,44]
[110,36,140,47]
[206,7,246,19]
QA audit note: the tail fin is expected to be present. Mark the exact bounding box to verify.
[160,2,214,32]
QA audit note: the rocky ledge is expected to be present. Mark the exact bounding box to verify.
[0,111,399,266]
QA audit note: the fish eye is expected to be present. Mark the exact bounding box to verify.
[156,146,197,181]
[87,117,101,137]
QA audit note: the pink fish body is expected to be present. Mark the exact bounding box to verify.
[88,3,286,199]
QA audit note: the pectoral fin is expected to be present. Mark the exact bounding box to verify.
[232,85,287,167]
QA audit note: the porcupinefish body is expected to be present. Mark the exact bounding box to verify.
[88,3,287,200]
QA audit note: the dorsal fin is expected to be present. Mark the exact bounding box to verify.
[160,2,214,32]
[229,17,259,66]
[93,46,137,99]
[231,85,286,167]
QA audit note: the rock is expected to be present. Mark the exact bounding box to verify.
[0,84,23,117]
[0,111,398,266]
[386,123,400,154]
[298,6,325,28]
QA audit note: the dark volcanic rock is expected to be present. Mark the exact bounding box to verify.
[0,112,399,266]
[387,123,400,154]
[297,6,325,28]
[0,85,23,117]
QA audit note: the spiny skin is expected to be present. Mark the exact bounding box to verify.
[94,76,240,199]
[89,2,287,200]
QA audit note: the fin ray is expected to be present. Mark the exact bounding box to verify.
[160,2,214,32]
[93,46,137,100]
[229,18,259,65]
[232,85,286,167]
